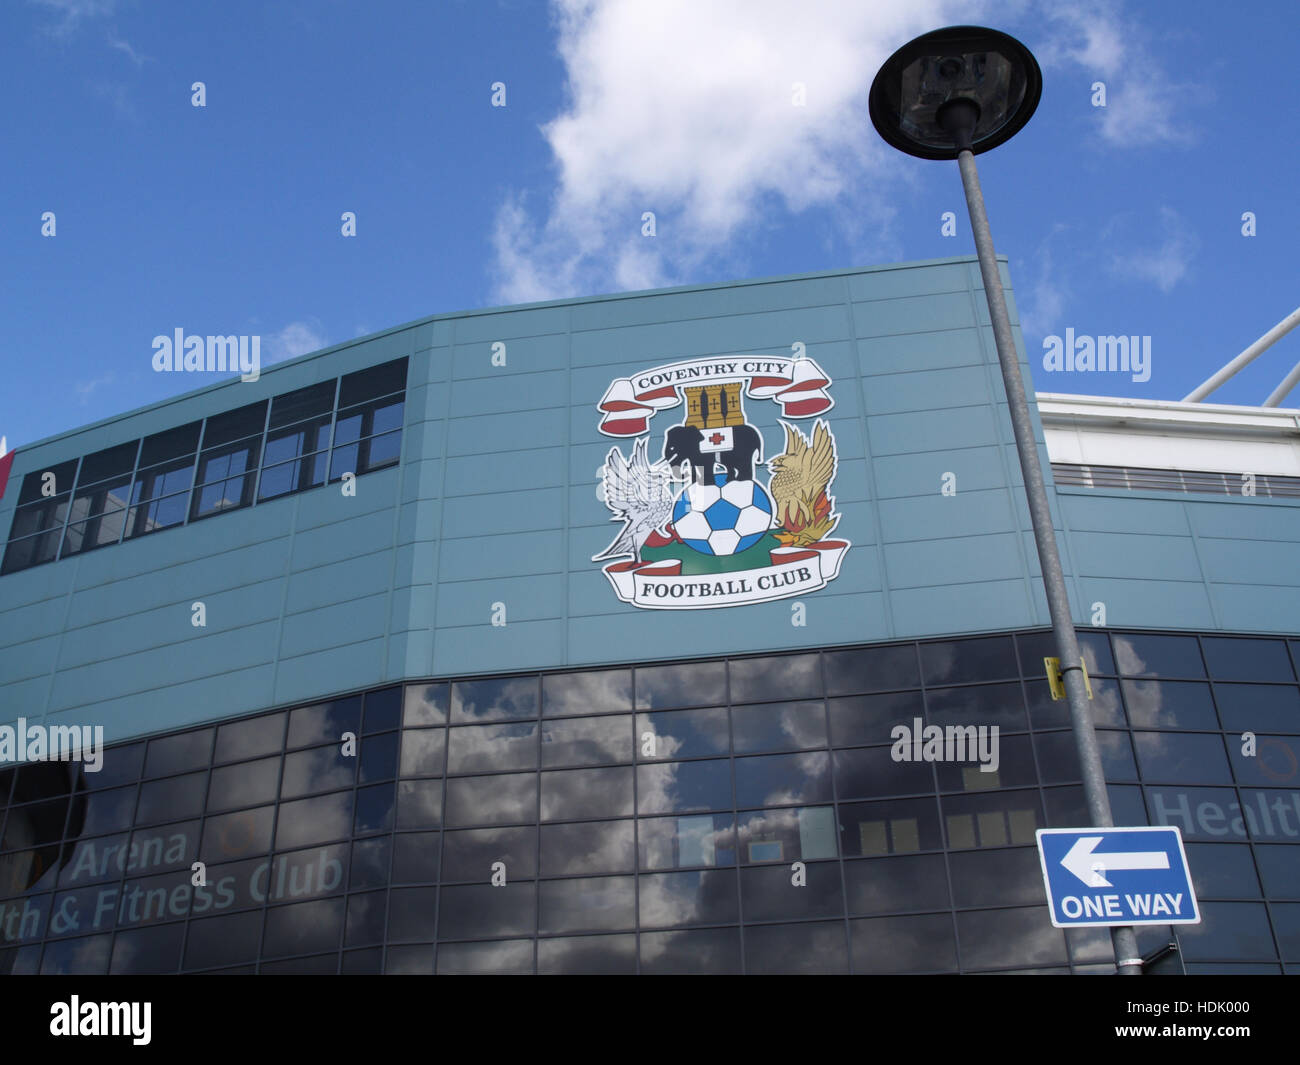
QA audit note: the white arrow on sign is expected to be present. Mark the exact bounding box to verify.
[1061,836,1170,888]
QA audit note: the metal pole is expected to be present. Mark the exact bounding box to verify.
[1183,305,1300,402]
[955,148,1143,976]
[1263,356,1300,408]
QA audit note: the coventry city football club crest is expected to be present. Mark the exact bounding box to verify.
[592,354,850,609]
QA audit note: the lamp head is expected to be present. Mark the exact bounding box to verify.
[869,26,1041,159]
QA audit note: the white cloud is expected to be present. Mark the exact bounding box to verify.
[74,371,115,404]
[264,320,328,363]
[1018,223,1070,344]
[1109,207,1197,293]
[107,32,149,66]
[1033,1,1210,147]
[28,0,116,37]
[491,0,981,305]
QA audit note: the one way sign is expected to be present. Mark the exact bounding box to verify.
[1036,826,1200,928]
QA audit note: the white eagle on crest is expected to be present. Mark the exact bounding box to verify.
[593,438,685,562]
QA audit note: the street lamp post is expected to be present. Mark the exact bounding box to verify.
[870,26,1143,976]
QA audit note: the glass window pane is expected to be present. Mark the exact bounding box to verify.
[201,401,267,449]
[542,668,632,716]
[637,759,731,815]
[269,381,334,430]
[350,837,390,890]
[345,890,387,946]
[634,661,726,710]
[138,422,201,468]
[740,860,843,921]
[437,939,533,974]
[828,691,924,747]
[540,820,634,875]
[834,746,933,800]
[538,875,635,934]
[1133,732,1231,784]
[387,886,438,942]
[735,751,831,808]
[635,707,728,760]
[438,883,535,939]
[934,732,1035,791]
[1122,680,1217,729]
[441,826,536,882]
[1228,735,1300,788]
[941,790,1041,849]
[948,846,1045,908]
[1183,843,1260,898]
[539,714,631,767]
[844,853,949,915]
[1113,633,1206,678]
[637,814,735,870]
[920,635,1017,685]
[745,920,848,974]
[541,766,632,821]
[639,927,741,974]
[731,700,826,754]
[363,687,402,733]
[638,869,738,928]
[360,429,402,471]
[1214,683,1300,732]
[339,358,407,407]
[358,732,399,782]
[354,782,394,835]
[1017,628,1115,676]
[1256,845,1300,898]
[738,805,836,863]
[275,792,353,849]
[1201,637,1295,682]
[281,745,355,798]
[287,696,362,748]
[1027,676,1126,729]
[183,910,263,970]
[200,806,274,863]
[955,906,1066,970]
[110,922,184,974]
[839,797,943,856]
[925,681,1027,732]
[137,771,207,824]
[207,757,279,812]
[144,730,212,778]
[445,773,535,827]
[823,643,920,695]
[851,913,955,973]
[537,933,636,974]
[214,713,284,762]
[1176,901,1276,962]
[403,683,448,726]
[399,729,446,777]
[41,933,112,975]
[728,653,821,703]
[451,677,538,723]
[396,780,444,829]
[448,722,537,774]
[262,897,343,958]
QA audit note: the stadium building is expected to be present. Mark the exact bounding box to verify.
[1,255,1297,974]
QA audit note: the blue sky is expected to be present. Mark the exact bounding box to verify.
[3,0,1298,451]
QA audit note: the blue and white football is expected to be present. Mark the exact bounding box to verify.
[672,476,774,556]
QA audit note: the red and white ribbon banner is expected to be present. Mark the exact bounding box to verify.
[597,355,834,437]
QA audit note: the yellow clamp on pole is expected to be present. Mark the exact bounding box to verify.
[1044,657,1093,701]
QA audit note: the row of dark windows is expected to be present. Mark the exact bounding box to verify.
[1,357,408,576]
[0,628,1297,973]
